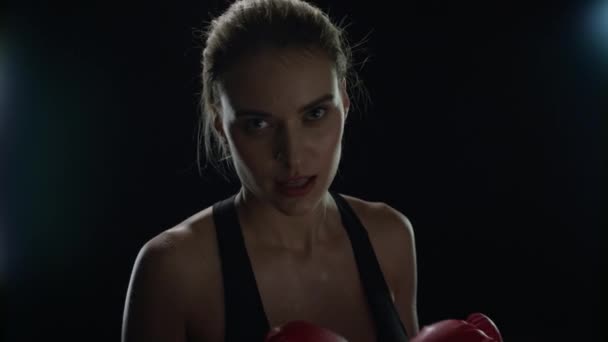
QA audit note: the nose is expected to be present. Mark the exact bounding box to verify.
[274,124,303,169]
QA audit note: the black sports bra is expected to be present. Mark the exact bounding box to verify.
[212,190,409,342]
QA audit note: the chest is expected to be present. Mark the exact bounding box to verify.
[252,244,378,342]
[187,219,399,342]
[187,252,381,342]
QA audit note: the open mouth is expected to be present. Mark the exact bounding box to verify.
[276,176,317,197]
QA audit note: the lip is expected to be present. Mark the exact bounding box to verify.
[275,176,317,197]
[277,175,314,184]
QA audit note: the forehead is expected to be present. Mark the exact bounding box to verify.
[219,47,339,113]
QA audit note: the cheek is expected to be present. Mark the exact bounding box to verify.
[231,135,270,173]
[315,117,343,156]
[316,133,341,162]
[231,132,252,158]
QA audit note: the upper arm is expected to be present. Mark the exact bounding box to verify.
[122,235,187,342]
[381,204,420,337]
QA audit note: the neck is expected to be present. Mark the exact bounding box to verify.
[235,187,336,254]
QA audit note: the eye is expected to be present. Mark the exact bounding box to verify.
[245,118,270,130]
[306,107,327,121]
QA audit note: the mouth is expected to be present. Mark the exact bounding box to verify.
[275,175,317,197]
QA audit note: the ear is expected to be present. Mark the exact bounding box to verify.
[340,78,351,120]
[213,108,226,140]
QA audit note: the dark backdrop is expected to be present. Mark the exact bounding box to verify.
[2,0,605,341]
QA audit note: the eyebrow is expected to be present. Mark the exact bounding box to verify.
[234,94,334,118]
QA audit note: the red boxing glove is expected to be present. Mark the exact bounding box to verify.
[465,313,502,342]
[264,320,349,342]
[411,313,503,342]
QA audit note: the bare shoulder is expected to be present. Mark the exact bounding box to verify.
[339,193,415,243]
[339,193,419,336]
[337,193,416,273]
[140,206,216,270]
[141,206,222,294]
[123,206,223,342]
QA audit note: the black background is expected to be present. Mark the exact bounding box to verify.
[2,0,605,341]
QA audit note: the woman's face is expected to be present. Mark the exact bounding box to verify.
[216,47,350,215]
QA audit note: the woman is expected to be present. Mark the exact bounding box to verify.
[122,1,419,341]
